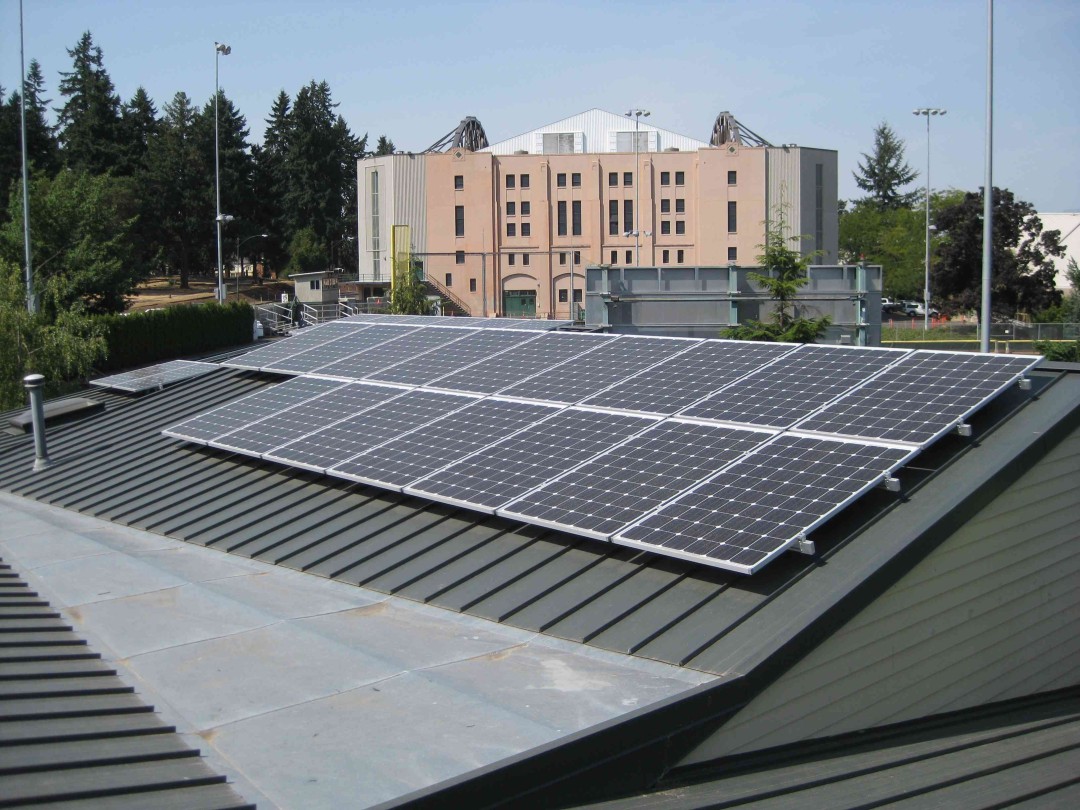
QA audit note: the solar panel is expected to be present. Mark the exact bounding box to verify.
[500,336,698,404]
[210,382,404,457]
[266,389,478,472]
[581,340,797,415]
[310,327,477,380]
[615,434,913,574]
[793,350,1040,445]
[406,408,658,512]
[162,376,348,444]
[262,325,419,374]
[328,397,559,488]
[428,332,618,394]
[682,344,908,428]
[222,321,370,370]
[340,313,409,324]
[500,420,774,539]
[365,330,539,385]
[90,360,219,393]
[498,319,573,330]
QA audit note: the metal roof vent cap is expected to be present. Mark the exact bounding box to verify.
[23,374,52,471]
[513,149,529,155]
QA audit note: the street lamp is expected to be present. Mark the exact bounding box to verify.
[913,107,946,331]
[625,109,650,266]
[214,41,231,303]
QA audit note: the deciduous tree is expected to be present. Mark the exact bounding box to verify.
[934,187,1064,318]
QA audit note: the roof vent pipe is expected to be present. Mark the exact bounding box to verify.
[23,374,51,471]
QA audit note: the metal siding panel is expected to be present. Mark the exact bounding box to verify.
[681,424,1080,765]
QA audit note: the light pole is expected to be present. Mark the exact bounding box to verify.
[913,107,945,331]
[625,109,649,266]
[214,41,231,303]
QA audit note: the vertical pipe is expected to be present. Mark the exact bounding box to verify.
[24,374,51,471]
[214,44,225,304]
[19,0,35,314]
[980,0,994,353]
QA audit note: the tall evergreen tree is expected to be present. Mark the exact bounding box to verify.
[375,135,395,155]
[56,31,123,175]
[1,61,60,223]
[853,123,919,211]
[282,81,363,264]
[146,92,210,287]
[251,91,292,278]
[118,87,159,176]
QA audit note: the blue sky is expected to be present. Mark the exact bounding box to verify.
[3,0,1077,212]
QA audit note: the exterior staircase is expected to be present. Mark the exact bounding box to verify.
[422,274,471,316]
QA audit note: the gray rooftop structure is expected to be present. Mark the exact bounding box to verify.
[0,355,1078,809]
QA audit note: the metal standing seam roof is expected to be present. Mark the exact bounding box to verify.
[0,364,1049,676]
[0,555,253,809]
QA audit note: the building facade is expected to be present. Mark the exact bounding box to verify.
[357,109,838,319]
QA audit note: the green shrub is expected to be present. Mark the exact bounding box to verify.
[1033,339,1080,363]
[95,302,254,372]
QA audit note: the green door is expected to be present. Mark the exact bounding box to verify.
[502,290,536,318]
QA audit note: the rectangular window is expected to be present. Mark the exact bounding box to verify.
[469,278,477,292]
[520,173,530,189]
[660,199,670,214]
[675,171,685,186]
[616,131,648,152]
[558,201,567,237]
[455,205,464,237]
[558,289,568,303]
[454,175,463,190]
[310,279,320,290]
[523,253,530,266]
[572,200,581,236]
[506,201,516,216]
[559,252,567,265]
[542,132,575,154]
[521,222,531,237]
[677,249,684,263]
[728,170,737,185]
[571,172,581,187]
[507,222,516,237]
[609,200,618,236]
[625,250,633,264]
[573,289,582,303]
[675,220,685,235]
[557,173,566,188]
[507,253,515,266]
[455,250,465,264]
[675,198,685,213]
[623,172,633,187]
[608,172,618,187]
[369,170,380,277]
[662,249,669,263]
[506,174,515,189]
[727,201,737,233]
[815,163,824,254]
[574,250,581,264]
[521,201,530,216]
[610,250,617,264]
[660,171,670,186]
[624,199,633,232]
[661,220,670,235]
[728,246,737,261]
[444,273,452,287]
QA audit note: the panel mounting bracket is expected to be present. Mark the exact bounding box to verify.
[1018,377,1032,391]
[795,534,816,556]
[881,476,902,493]
[956,423,973,437]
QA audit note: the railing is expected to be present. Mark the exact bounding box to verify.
[881,320,1079,343]
[422,273,472,316]
[254,302,294,335]
[300,302,343,327]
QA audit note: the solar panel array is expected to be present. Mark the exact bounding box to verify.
[165,318,1041,575]
[90,360,219,393]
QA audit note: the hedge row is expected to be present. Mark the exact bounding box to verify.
[95,302,254,372]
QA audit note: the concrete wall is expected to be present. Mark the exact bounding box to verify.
[680,421,1080,765]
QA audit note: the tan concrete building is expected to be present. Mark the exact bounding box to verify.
[357,109,838,319]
